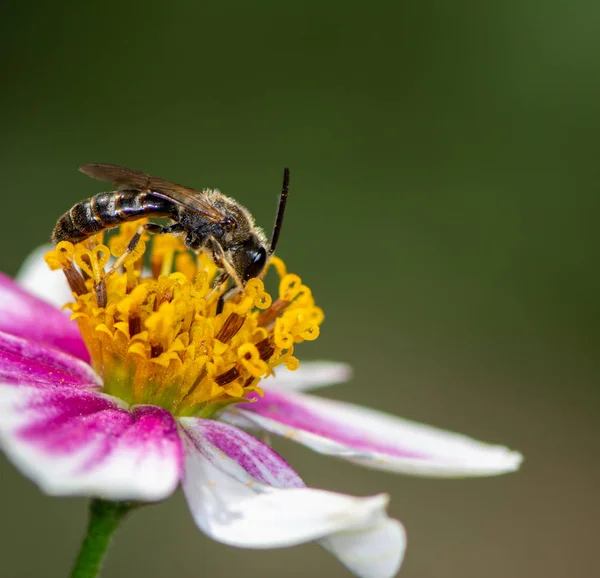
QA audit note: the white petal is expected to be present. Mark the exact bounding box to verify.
[179,417,405,569]
[235,390,523,477]
[264,361,353,392]
[16,244,74,309]
[0,381,183,501]
[321,515,406,578]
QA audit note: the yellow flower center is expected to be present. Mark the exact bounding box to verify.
[44,220,323,417]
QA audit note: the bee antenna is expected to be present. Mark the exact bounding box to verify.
[269,167,290,254]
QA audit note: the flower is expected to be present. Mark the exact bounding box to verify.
[0,224,522,578]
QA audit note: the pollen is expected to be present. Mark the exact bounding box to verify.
[44,220,323,417]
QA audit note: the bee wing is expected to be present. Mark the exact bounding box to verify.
[80,163,151,189]
[79,163,230,224]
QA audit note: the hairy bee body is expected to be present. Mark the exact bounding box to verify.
[52,190,173,245]
[52,163,289,289]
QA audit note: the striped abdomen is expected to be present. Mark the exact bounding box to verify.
[52,190,174,244]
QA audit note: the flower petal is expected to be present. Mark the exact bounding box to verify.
[321,515,406,578]
[17,244,74,309]
[0,330,100,388]
[263,361,353,392]
[0,273,88,362]
[179,418,404,572]
[183,417,305,489]
[0,384,182,500]
[233,390,523,477]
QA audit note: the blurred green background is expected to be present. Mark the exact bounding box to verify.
[1,1,599,577]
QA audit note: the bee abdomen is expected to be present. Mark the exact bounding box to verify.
[52,191,172,245]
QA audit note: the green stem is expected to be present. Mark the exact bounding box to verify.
[70,499,135,578]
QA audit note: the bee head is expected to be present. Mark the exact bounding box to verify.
[244,245,267,282]
[230,235,268,283]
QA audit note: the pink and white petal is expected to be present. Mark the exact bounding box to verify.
[17,244,74,310]
[0,330,100,388]
[0,273,88,362]
[181,418,305,489]
[233,390,523,477]
[0,384,182,501]
[179,418,403,565]
[321,514,406,578]
[222,362,353,433]
[263,361,353,392]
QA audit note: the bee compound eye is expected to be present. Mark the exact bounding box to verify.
[244,246,267,282]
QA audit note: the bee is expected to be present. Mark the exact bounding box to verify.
[53,163,290,299]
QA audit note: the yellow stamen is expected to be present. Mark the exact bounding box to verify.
[45,222,323,417]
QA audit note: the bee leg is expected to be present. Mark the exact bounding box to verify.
[164,223,186,236]
[96,222,178,295]
[205,272,229,309]
[205,237,245,308]
[209,238,244,289]
[216,285,242,315]
[212,271,229,289]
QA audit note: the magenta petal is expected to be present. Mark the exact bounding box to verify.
[235,389,522,477]
[242,390,423,458]
[180,418,305,489]
[0,383,183,500]
[0,331,100,388]
[0,273,89,362]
